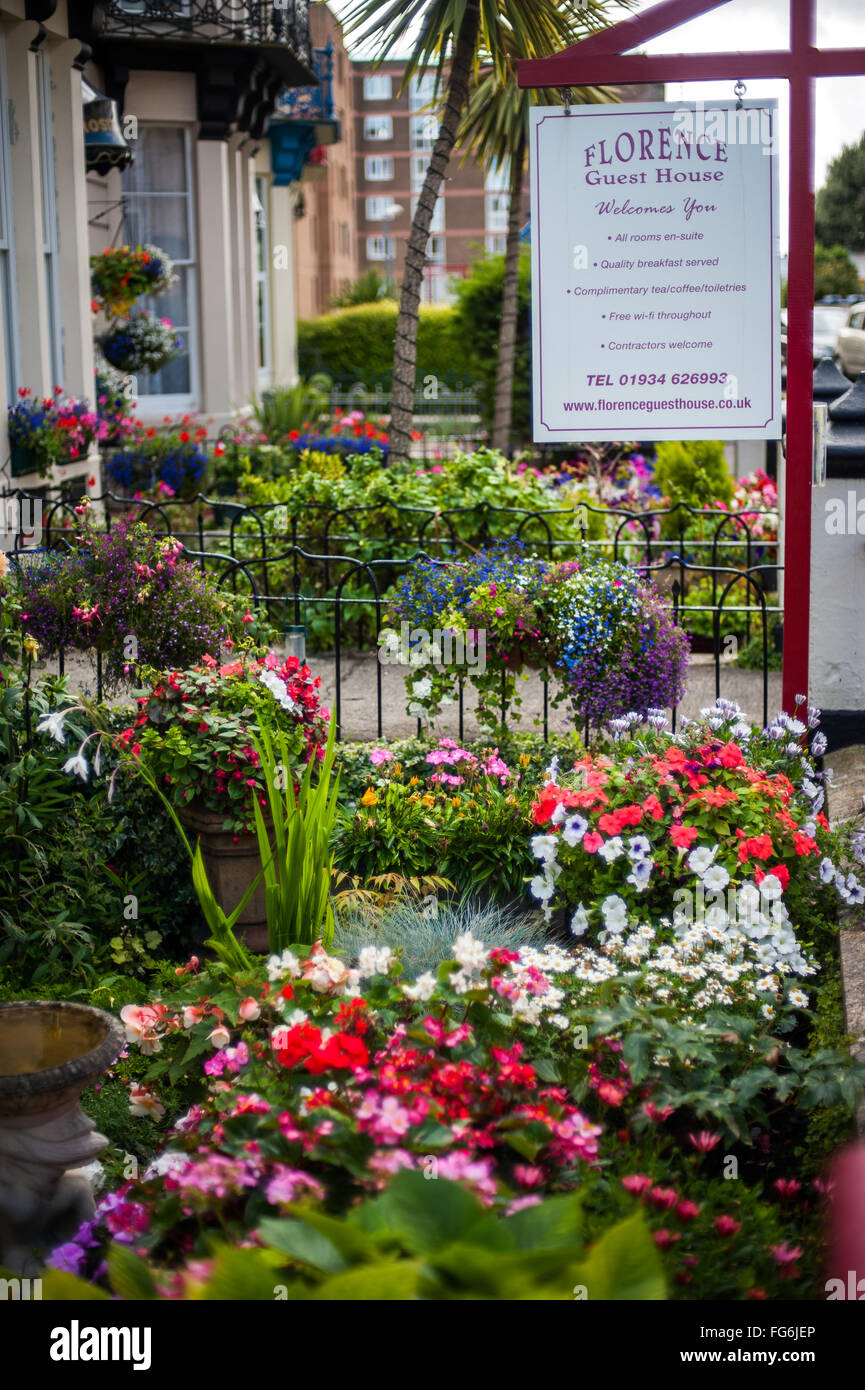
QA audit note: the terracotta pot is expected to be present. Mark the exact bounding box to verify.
[180,801,275,953]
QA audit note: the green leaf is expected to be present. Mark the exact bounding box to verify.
[367,1171,484,1256]
[311,1261,421,1301]
[40,1270,112,1301]
[256,1219,349,1274]
[107,1244,158,1301]
[571,1213,666,1301]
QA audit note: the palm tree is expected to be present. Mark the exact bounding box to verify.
[457,31,618,453]
[344,0,589,462]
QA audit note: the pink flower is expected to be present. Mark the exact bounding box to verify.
[676,1200,700,1222]
[649,1186,679,1210]
[583,831,604,854]
[621,1173,653,1197]
[238,997,261,1022]
[688,1130,721,1153]
[653,1229,680,1249]
[209,1025,231,1049]
[769,1243,803,1265]
[128,1084,165,1119]
[773,1178,802,1200]
[369,748,394,765]
[714,1214,741,1237]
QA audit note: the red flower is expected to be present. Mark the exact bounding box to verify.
[582,831,604,854]
[676,1200,700,1222]
[773,1177,801,1200]
[718,740,745,768]
[670,823,699,849]
[755,863,790,890]
[643,794,664,820]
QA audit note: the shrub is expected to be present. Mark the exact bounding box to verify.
[296,301,469,391]
[450,248,532,439]
[653,440,734,515]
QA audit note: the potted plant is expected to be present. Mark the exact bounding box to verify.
[6,389,107,479]
[98,311,181,375]
[123,655,330,945]
[90,243,176,318]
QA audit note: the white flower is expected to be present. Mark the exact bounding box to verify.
[687,845,717,875]
[412,676,432,699]
[357,945,393,978]
[569,905,589,937]
[626,859,653,892]
[403,972,437,1002]
[819,857,836,884]
[37,709,68,745]
[787,989,809,1009]
[758,874,783,901]
[701,864,730,893]
[209,1025,231,1049]
[598,835,624,864]
[600,895,628,932]
[266,949,301,983]
[562,814,588,847]
[530,874,555,902]
[453,932,488,974]
[627,835,652,861]
[761,1003,776,1020]
[530,833,559,865]
[63,751,89,782]
[545,755,560,783]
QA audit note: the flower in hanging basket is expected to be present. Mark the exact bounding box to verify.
[7,388,107,476]
[90,243,177,316]
[99,310,181,375]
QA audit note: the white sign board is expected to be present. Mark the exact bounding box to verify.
[529,100,781,442]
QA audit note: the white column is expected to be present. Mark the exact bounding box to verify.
[50,40,96,402]
[270,182,298,386]
[5,22,50,391]
[195,140,235,422]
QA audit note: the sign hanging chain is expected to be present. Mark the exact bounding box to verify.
[734,79,747,110]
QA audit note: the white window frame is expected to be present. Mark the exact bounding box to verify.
[365,156,393,181]
[410,114,438,151]
[367,235,395,262]
[363,74,392,102]
[485,233,507,255]
[485,191,509,234]
[365,196,393,222]
[411,193,444,234]
[410,155,428,193]
[121,125,199,412]
[253,175,271,388]
[36,51,63,388]
[427,234,445,264]
[409,73,436,110]
[364,115,393,142]
[0,34,20,404]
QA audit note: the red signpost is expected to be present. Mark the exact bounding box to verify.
[518,0,865,715]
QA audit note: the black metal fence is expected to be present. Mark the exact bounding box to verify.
[6,488,781,740]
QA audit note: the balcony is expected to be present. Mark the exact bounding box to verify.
[268,42,339,187]
[70,0,315,134]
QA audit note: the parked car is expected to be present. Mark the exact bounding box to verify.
[780,303,849,370]
[836,302,865,379]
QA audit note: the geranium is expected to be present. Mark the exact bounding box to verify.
[7,389,107,475]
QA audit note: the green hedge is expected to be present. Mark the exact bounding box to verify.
[297,302,472,391]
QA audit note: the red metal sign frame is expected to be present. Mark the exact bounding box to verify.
[518,0,865,715]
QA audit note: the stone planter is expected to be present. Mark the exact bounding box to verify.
[0,1000,124,1275]
[180,801,275,953]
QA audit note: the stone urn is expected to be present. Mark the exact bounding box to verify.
[0,1001,124,1276]
[180,801,275,953]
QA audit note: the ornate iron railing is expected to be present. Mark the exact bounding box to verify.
[91,0,312,64]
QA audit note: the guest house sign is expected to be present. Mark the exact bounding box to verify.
[530,100,781,442]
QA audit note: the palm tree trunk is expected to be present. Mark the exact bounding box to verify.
[389,0,481,463]
[491,129,526,454]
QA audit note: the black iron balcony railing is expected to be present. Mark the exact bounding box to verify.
[85,0,312,68]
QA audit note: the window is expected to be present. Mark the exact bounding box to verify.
[365,196,393,221]
[36,52,63,387]
[427,235,445,264]
[410,115,438,151]
[253,176,271,381]
[486,192,509,234]
[122,127,198,404]
[365,156,393,181]
[364,115,392,141]
[409,73,436,110]
[0,35,20,403]
[410,155,428,192]
[339,223,350,256]
[485,233,507,255]
[485,159,510,192]
[367,235,395,261]
[364,74,392,102]
[411,194,444,234]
